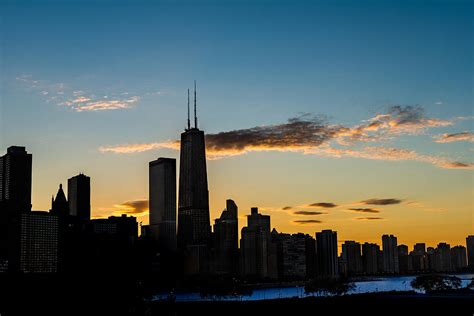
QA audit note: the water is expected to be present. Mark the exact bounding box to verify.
[152,274,474,302]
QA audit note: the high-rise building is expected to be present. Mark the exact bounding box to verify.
[433,242,452,272]
[240,207,271,279]
[397,244,412,273]
[19,211,58,273]
[362,242,379,275]
[316,230,338,278]
[305,234,317,279]
[177,85,211,274]
[382,234,399,273]
[0,146,32,213]
[68,174,90,222]
[50,184,69,217]
[341,241,363,275]
[277,233,307,280]
[467,236,474,269]
[0,146,32,272]
[213,199,238,275]
[410,243,427,272]
[149,158,177,252]
[451,245,467,271]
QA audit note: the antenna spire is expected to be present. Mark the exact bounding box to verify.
[194,80,198,129]
[187,89,190,130]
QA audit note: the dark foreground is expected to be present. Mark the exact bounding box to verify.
[1,274,473,316]
[149,292,474,316]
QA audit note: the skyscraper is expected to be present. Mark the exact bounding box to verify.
[0,146,32,272]
[240,207,271,279]
[68,174,90,222]
[467,236,474,269]
[397,244,412,273]
[362,242,380,275]
[433,242,452,272]
[0,146,32,213]
[341,240,363,275]
[450,245,467,271]
[315,230,338,278]
[177,84,211,274]
[50,184,69,217]
[19,211,58,273]
[213,199,238,275]
[382,234,399,273]
[279,233,307,280]
[149,158,177,252]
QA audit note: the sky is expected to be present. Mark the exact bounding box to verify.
[1,0,473,250]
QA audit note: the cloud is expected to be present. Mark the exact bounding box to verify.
[335,105,453,144]
[308,202,338,208]
[434,132,474,143]
[313,146,474,170]
[361,198,402,205]
[114,199,149,214]
[294,211,326,215]
[98,106,473,169]
[203,115,343,158]
[282,206,293,210]
[349,208,381,213]
[293,220,322,224]
[99,140,180,154]
[16,74,141,112]
[73,97,140,112]
[355,217,384,220]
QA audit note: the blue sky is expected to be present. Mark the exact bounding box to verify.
[1,0,473,247]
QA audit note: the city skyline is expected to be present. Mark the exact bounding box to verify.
[1,0,473,251]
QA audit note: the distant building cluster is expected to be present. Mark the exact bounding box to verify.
[1,90,473,281]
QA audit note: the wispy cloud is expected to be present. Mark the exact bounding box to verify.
[349,208,381,213]
[312,146,474,170]
[293,219,323,224]
[282,206,293,210]
[434,132,474,143]
[16,74,144,112]
[98,105,473,169]
[294,211,326,215]
[361,198,402,205]
[307,202,338,208]
[113,199,149,215]
[98,140,180,154]
[355,217,384,221]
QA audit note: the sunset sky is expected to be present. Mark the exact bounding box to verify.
[1,0,473,250]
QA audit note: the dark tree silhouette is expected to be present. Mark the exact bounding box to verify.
[410,274,462,292]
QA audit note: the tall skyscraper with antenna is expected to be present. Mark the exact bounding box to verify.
[177,81,211,274]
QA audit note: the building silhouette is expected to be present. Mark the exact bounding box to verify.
[68,174,90,222]
[432,242,452,272]
[397,244,412,273]
[212,199,238,275]
[278,233,307,280]
[467,235,474,269]
[0,146,33,272]
[341,240,363,275]
[19,211,58,273]
[410,243,427,272]
[315,230,338,278]
[240,207,271,279]
[0,146,32,213]
[50,184,69,216]
[362,242,379,275]
[177,85,211,274]
[149,157,177,252]
[382,234,399,273]
[450,245,467,271]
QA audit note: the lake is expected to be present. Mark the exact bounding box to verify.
[152,273,474,302]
